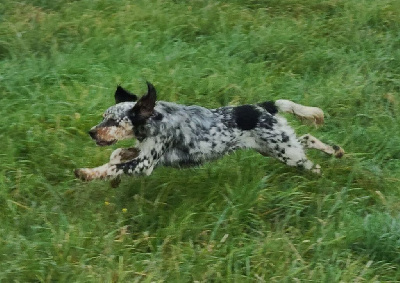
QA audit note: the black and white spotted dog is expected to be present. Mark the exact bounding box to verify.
[75,82,344,183]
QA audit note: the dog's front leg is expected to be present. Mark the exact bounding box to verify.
[76,136,167,181]
[78,155,155,180]
[75,147,141,182]
[112,138,168,177]
[75,154,157,181]
[115,155,156,177]
[108,147,141,187]
[109,147,141,164]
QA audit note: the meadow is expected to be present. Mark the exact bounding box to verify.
[1,0,400,281]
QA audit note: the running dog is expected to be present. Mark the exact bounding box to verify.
[75,82,344,183]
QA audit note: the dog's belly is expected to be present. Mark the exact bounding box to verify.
[163,158,204,168]
[158,147,228,168]
[159,152,205,168]
[157,129,257,168]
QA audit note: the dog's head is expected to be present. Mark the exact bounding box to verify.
[88,82,157,146]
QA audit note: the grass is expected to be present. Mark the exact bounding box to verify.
[1,0,400,281]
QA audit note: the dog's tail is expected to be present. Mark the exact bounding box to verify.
[274,99,324,126]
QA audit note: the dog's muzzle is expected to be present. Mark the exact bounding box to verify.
[88,129,116,146]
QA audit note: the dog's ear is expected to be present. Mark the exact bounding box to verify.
[129,81,157,121]
[115,86,138,104]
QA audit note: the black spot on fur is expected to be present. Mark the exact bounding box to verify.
[163,105,176,114]
[281,133,289,143]
[153,112,163,121]
[178,146,190,155]
[233,105,261,131]
[259,115,276,130]
[258,101,278,115]
[134,126,147,141]
[117,159,138,174]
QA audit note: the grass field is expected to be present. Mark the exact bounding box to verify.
[1,0,400,281]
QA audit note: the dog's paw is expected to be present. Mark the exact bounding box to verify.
[332,145,345,158]
[110,176,121,188]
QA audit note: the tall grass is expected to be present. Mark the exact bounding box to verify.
[1,0,400,281]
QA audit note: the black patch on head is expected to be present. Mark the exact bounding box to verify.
[233,105,261,131]
[258,101,278,115]
[115,86,138,104]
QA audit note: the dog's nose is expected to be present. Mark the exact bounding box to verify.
[88,129,97,139]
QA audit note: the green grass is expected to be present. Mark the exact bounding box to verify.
[1,0,400,281]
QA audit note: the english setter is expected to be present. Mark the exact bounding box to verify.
[75,82,343,183]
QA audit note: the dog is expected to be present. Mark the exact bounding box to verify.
[75,82,344,184]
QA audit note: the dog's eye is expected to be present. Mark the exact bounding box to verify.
[102,118,119,127]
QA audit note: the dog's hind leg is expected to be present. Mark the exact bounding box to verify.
[75,163,114,181]
[258,147,321,174]
[299,134,344,158]
[275,99,324,126]
[275,145,321,174]
[257,135,321,174]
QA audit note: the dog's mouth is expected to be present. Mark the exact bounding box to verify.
[95,140,117,147]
